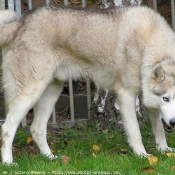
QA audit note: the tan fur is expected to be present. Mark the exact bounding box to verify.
[0,10,16,25]
[1,6,175,164]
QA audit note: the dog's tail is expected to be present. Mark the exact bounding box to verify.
[0,10,18,47]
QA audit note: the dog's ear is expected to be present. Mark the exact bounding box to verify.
[152,64,165,82]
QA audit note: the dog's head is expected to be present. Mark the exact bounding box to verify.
[144,60,175,127]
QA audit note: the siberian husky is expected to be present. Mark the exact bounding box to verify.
[0,6,175,164]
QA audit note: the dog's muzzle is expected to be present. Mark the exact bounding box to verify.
[162,118,174,133]
[169,118,175,127]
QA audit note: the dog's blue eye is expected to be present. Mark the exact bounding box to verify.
[163,97,169,102]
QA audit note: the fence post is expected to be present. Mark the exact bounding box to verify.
[64,0,69,7]
[63,0,75,122]
[86,78,91,118]
[46,0,50,5]
[82,0,87,8]
[153,0,157,11]
[15,0,21,20]
[8,0,14,11]
[28,0,32,10]
[0,0,5,9]
[81,1,91,119]
[171,0,175,30]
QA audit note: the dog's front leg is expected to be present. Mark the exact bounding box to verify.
[117,88,147,156]
[149,110,174,152]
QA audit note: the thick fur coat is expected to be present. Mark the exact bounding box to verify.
[0,6,175,164]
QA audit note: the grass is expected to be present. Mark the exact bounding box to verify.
[0,121,175,175]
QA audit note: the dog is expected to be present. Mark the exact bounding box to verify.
[0,5,175,164]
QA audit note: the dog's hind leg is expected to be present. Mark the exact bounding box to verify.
[1,74,55,164]
[30,80,63,159]
[1,96,38,164]
[148,110,174,152]
[117,88,147,156]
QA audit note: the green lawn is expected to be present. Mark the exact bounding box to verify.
[0,120,175,175]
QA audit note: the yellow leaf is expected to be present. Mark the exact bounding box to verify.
[148,155,158,165]
[51,149,55,153]
[50,141,58,145]
[142,167,154,173]
[27,137,33,144]
[62,155,70,164]
[109,135,114,139]
[77,159,81,163]
[102,129,108,134]
[171,165,175,170]
[93,145,100,151]
[92,152,96,158]
[166,153,175,157]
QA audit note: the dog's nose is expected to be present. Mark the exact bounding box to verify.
[170,118,175,126]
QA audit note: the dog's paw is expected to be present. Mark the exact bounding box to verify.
[157,146,175,153]
[3,162,19,167]
[46,154,58,160]
[139,153,152,158]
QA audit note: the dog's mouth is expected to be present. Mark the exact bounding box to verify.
[162,119,174,133]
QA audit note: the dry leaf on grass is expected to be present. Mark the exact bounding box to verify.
[77,159,81,163]
[148,155,158,165]
[51,149,55,153]
[50,140,58,145]
[62,155,70,164]
[12,146,20,152]
[93,145,100,151]
[102,129,108,134]
[166,153,175,157]
[142,167,154,173]
[27,137,33,144]
[92,152,97,158]
[109,135,114,139]
[171,165,175,170]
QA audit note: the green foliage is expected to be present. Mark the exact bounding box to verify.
[13,128,31,147]
[1,123,175,175]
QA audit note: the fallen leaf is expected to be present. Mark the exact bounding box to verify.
[51,149,55,153]
[142,167,154,173]
[109,135,114,139]
[92,152,97,158]
[171,165,175,170]
[77,159,81,163]
[102,129,108,134]
[50,140,58,145]
[27,137,33,144]
[57,150,62,153]
[148,155,158,165]
[12,146,20,152]
[93,145,100,151]
[166,153,175,157]
[108,147,118,154]
[62,155,70,164]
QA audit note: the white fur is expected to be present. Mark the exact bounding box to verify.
[0,10,16,26]
[0,6,175,164]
